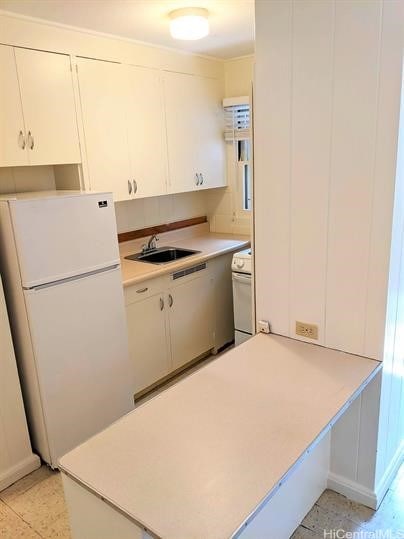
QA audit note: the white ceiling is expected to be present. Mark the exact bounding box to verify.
[0,0,255,59]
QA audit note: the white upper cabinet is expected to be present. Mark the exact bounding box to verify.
[194,76,226,190]
[14,48,80,166]
[0,45,28,167]
[125,65,167,198]
[78,60,167,202]
[163,72,226,193]
[77,59,225,199]
[77,58,132,201]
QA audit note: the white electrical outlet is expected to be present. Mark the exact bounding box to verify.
[295,321,318,340]
[258,320,271,334]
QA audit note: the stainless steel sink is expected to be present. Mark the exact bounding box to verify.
[124,246,201,265]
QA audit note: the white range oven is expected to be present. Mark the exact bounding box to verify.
[232,248,253,345]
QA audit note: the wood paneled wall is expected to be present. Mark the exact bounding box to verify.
[254,0,402,360]
[254,0,403,506]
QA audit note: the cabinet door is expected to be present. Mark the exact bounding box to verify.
[77,58,132,201]
[168,271,214,371]
[15,48,80,166]
[0,45,28,167]
[163,71,200,193]
[164,72,226,193]
[196,77,226,189]
[126,294,170,394]
[126,66,167,198]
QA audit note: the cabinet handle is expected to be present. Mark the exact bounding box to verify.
[128,180,132,195]
[133,180,138,194]
[160,297,164,311]
[27,131,34,150]
[195,173,200,186]
[168,293,173,307]
[18,130,26,150]
[136,287,148,294]
[200,173,204,185]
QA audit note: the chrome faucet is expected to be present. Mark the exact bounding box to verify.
[142,234,159,254]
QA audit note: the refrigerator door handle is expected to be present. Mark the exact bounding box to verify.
[25,265,120,291]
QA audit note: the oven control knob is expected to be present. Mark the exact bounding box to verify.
[236,260,245,269]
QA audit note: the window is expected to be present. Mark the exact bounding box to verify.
[238,139,252,211]
[223,97,252,212]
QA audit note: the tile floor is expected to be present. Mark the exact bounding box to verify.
[0,466,70,538]
[0,461,402,538]
[292,462,404,538]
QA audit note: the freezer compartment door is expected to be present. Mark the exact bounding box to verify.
[232,272,253,335]
[10,192,120,288]
[24,267,135,467]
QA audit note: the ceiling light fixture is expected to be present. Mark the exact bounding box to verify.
[169,7,209,41]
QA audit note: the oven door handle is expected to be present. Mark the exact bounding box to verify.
[232,273,252,284]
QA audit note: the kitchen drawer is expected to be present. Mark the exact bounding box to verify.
[124,276,166,305]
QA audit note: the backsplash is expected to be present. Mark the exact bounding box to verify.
[114,191,210,234]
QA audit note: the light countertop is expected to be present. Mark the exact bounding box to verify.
[59,333,381,539]
[119,229,250,287]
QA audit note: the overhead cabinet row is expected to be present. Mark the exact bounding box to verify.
[0,46,226,197]
[77,58,226,200]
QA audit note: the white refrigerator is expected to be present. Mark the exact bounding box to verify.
[0,191,135,468]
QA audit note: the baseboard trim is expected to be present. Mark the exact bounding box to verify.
[0,453,41,492]
[327,472,378,509]
[375,441,404,507]
[328,442,404,510]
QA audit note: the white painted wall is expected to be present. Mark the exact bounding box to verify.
[254,0,403,508]
[0,166,56,194]
[208,55,254,235]
[0,275,40,490]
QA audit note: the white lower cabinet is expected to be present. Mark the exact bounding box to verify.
[125,256,233,395]
[126,291,170,394]
[168,270,214,371]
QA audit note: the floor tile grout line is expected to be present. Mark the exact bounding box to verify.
[0,464,54,502]
[1,498,45,538]
[1,470,67,539]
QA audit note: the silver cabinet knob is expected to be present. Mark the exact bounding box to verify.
[200,173,204,185]
[133,180,138,194]
[168,294,173,308]
[136,287,148,294]
[195,173,199,186]
[128,180,132,195]
[18,130,26,150]
[27,131,34,150]
[160,297,164,311]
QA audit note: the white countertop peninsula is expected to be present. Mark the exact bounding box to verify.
[59,333,381,539]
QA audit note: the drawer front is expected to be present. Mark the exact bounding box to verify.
[125,276,166,305]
